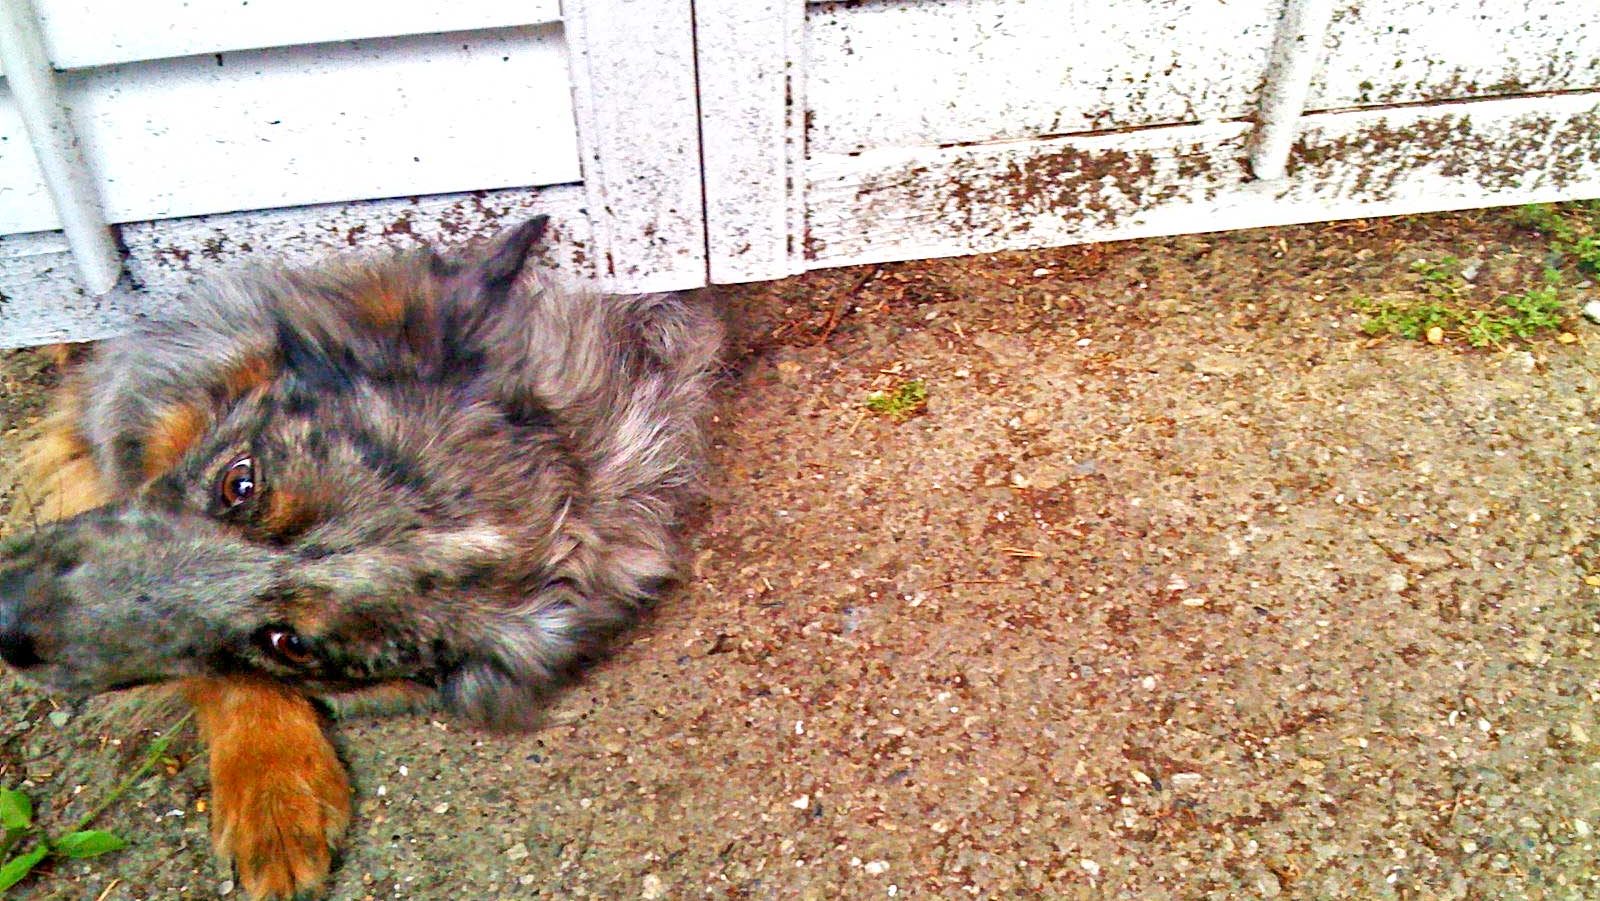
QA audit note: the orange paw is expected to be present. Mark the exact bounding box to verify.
[183,677,352,900]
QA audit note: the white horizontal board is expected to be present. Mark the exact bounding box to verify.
[0,184,609,348]
[1312,0,1600,110]
[0,25,581,234]
[805,91,1600,268]
[0,0,561,72]
[804,0,1280,155]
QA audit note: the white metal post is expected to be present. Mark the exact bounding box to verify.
[1249,0,1336,181]
[0,0,122,294]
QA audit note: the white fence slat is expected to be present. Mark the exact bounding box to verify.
[0,185,594,348]
[806,91,1600,268]
[1312,0,1600,110]
[697,0,808,283]
[0,0,562,73]
[0,26,582,235]
[563,0,705,292]
[805,0,1281,155]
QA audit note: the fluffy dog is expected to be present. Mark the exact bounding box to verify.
[0,217,722,897]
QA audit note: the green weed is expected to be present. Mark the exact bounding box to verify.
[0,713,191,896]
[864,379,928,421]
[1410,255,1465,300]
[1356,267,1569,348]
[1512,202,1600,274]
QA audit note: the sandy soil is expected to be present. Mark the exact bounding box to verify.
[2,209,1598,900]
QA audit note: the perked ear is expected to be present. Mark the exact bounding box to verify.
[424,216,551,375]
[472,215,550,291]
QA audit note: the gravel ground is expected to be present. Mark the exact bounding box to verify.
[2,208,1598,900]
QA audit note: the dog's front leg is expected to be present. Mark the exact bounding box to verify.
[182,676,351,900]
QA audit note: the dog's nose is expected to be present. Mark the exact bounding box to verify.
[0,627,43,669]
[0,568,45,669]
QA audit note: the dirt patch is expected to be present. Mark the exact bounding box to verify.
[3,208,1598,900]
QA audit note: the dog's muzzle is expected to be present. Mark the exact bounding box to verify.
[0,565,46,670]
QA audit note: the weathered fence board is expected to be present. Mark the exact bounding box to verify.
[805,0,1282,155]
[696,0,809,282]
[0,0,561,72]
[0,26,580,234]
[0,186,593,347]
[1313,1,1600,109]
[563,0,706,291]
[806,91,1600,267]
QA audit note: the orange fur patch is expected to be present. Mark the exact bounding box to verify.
[181,676,351,899]
[7,383,110,527]
[262,487,323,540]
[281,587,335,636]
[349,269,414,331]
[142,354,278,480]
[142,402,209,480]
[42,342,92,368]
[220,353,278,399]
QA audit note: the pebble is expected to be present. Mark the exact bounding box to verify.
[1079,859,1101,877]
[1583,299,1600,325]
[1386,572,1408,593]
[47,711,71,728]
[642,874,665,899]
[218,880,235,896]
[1171,773,1203,789]
[864,860,890,875]
[1574,819,1592,837]
[504,842,530,861]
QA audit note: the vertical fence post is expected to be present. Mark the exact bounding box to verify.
[0,0,122,294]
[1249,0,1336,181]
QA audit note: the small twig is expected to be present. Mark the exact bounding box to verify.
[844,410,869,436]
[815,265,882,346]
[930,579,1015,590]
[1366,534,1409,567]
[93,877,122,901]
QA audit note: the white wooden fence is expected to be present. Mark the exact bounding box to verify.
[1,0,1597,347]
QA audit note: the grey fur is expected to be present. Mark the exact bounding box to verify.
[0,220,722,729]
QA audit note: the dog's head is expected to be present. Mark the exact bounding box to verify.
[0,218,647,724]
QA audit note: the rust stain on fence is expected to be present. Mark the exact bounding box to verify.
[1290,108,1600,200]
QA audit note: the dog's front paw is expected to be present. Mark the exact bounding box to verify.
[184,677,352,899]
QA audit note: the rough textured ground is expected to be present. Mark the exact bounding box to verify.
[2,208,1598,900]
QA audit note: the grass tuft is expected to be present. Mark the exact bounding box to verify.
[864,379,928,421]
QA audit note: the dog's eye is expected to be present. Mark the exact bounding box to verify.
[218,455,258,507]
[260,627,313,666]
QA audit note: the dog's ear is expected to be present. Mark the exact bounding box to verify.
[424,216,550,370]
[470,215,549,292]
